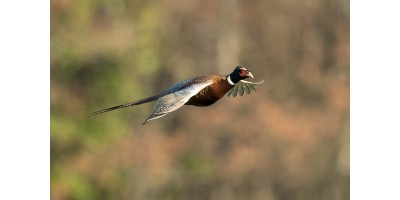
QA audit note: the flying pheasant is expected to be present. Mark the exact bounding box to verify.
[89,66,264,124]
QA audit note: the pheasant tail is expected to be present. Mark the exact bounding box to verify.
[88,94,163,118]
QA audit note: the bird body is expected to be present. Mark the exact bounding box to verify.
[89,66,264,124]
[185,75,233,106]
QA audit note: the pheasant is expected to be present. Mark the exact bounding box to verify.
[89,66,264,124]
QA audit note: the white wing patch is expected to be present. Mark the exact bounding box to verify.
[143,81,212,124]
[226,80,264,97]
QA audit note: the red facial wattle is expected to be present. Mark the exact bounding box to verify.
[239,70,248,77]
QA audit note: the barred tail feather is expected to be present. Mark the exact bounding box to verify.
[88,94,162,118]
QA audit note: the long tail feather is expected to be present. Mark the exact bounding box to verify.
[88,94,162,118]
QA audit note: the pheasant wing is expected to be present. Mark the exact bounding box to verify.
[143,80,212,124]
[226,80,264,97]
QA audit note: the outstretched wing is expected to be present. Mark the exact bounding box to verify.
[143,80,212,124]
[226,80,264,97]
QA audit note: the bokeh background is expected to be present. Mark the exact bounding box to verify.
[51,0,349,199]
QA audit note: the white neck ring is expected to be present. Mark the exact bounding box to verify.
[227,75,235,85]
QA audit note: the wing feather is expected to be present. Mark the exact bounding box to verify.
[243,84,251,94]
[226,80,264,97]
[143,81,212,124]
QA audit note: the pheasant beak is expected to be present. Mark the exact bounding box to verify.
[247,72,254,78]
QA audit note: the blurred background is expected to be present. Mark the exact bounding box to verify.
[51,0,349,199]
